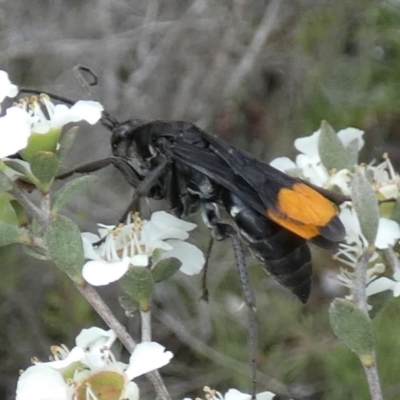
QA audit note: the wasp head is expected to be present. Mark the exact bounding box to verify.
[111,119,152,161]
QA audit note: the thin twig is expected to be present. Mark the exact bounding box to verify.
[140,309,152,341]
[0,170,48,230]
[351,248,383,400]
[351,249,371,314]
[362,362,383,400]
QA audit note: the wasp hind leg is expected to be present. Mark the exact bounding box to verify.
[201,200,258,398]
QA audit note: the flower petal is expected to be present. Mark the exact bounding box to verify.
[125,342,173,379]
[0,107,31,158]
[366,277,395,296]
[69,101,104,125]
[294,130,320,156]
[375,218,400,249]
[0,70,18,103]
[159,240,205,275]
[82,258,130,285]
[16,364,67,400]
[123,382,140,400]
[269,157,297,172]
[75,327,116,350]
[337,127,364,150]
[224,389,251,400]
[151,211,196,232]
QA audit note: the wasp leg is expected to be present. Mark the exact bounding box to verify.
[201,200,258,397]
[57,157,143,188]
[118,159,170,222]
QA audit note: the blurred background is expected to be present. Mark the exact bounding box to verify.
[2,0,400,399]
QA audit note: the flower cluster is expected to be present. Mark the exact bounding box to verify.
[82,211,205,286]
[0,70,103,159]
[16,327,173,400]
[270,122,400,300]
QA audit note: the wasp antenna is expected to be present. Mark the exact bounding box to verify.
[74,65,98,86]
[100,112,119,130]
[73,65,117,132]
[73,65,100,101]
[18,88,76,106]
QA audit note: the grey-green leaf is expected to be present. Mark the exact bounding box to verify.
[152,257,182,283]
[344,138,360,170]
[318,121,350,170]
[120,267,154,309]
[351,172,379,245]
[2,159,38,185]
[329,298,374,366]
[0,221,24,246]
[118,295,139,317]
[57,126,78,161]
[45,215,84,278]
[52,175,97,213]
[30,152,59,190]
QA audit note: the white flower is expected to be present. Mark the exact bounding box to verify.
[366,268,400,297]
[23,94,103,134]
[0,70,18,104]
[223,389,277,400]
[82,211,205,286]
[200,388,280,400]
[16,327,173,400]
[0,90,103,159]
[270,126,362,194]
[367,155,400,199]
[0,106,31,158]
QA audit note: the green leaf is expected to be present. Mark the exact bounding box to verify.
[45,215,84,279]
[2,159,38,185]
[120,267,153,311]
[30,152,59,192]
[51,175,96,213]
[152,257,181,283]
[351,172,379,245]
[0,193,18,225]
[10,200,28,227]
[0,167,12,193]
[19,130,61,162]
[344,139,360,170]
[329,298,374,366]
[0,221,28,246]
[57,126,78,161]
[118,295,139,317]
[318,121,351,170]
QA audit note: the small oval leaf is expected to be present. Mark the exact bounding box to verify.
[351,172,379,245]
[45,215,84,278]
[120,267,153,311]
[30,151,59,190]
[2,159,38,184]
[57,126,79,161]
[51,175,97,213]
[152,257,181,283]
[329,298,374,365]
[318,121,350,170]
[118,295,139,317]
[0,193,18,225]
[0,221,27,246]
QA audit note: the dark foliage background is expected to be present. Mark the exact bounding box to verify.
[2,1,400,399]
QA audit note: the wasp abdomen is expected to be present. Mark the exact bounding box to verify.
[220,189,312,302]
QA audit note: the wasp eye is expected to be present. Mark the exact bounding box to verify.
[111,122,132,149]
